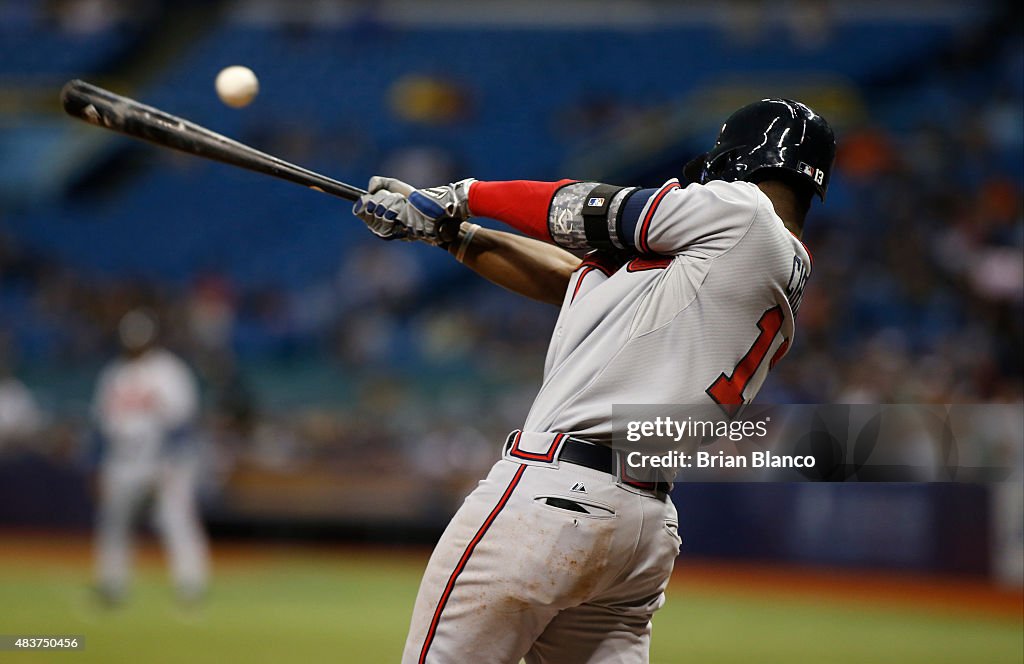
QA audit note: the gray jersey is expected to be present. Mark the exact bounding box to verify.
[523,178,811,441]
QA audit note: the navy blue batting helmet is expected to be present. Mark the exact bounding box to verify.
[684,99,837,201]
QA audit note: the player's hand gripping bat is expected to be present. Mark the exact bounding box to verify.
[59,79,461,243]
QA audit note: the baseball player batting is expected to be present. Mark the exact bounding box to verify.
[353,99,836,663]
[91,309,208,606]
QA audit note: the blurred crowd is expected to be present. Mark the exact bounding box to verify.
[0,228,553,500]
[0,7,1021,508]
[770,33,1023,405]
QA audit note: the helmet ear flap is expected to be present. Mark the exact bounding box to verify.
[685,147,746,185]
[683,153,707,184]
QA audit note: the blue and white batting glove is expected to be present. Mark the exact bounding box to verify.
[352,187,410,241]
[356,176,476,245]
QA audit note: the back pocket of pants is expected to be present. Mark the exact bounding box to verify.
[534,495,616,519]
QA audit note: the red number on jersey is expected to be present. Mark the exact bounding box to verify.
[707,306,786,415]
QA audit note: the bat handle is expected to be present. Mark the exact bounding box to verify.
[436,217,462,246]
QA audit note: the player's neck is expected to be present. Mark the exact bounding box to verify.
[757,181,807,238]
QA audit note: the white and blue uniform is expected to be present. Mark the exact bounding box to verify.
[93,347,208,600]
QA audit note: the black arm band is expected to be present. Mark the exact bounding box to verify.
[582,184,626,252]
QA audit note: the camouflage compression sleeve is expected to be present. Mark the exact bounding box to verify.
[467,180,650,251]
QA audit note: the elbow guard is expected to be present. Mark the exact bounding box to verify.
[547,182,638,251]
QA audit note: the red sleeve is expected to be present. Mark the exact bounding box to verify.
[468,180,576,242]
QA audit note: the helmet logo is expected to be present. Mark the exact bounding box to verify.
[798,161,825,186]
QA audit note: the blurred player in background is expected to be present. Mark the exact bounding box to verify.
[355,99,836,662]
[91,308,208,606]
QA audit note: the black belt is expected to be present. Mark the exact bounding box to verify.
[559,437,673,495]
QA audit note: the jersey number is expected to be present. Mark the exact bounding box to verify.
[707,306,787,415]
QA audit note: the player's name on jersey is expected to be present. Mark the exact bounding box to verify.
[625,450,816,470]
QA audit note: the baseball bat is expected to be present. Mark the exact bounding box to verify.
[59,79,460,241]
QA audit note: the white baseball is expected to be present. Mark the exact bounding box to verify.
[215,66,259,108]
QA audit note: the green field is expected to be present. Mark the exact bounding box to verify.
[0,546,1020,664]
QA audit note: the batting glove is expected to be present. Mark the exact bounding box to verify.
[362,176,476,245]
[352,187,411,241]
